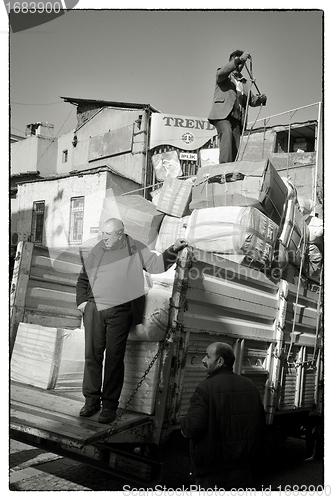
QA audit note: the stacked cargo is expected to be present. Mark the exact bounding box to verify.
[153,157,322,283]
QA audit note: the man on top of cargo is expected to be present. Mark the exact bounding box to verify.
[76,217,187,424]
[208,50,267,164]
[181,341,266,490]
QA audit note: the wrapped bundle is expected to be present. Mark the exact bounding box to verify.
[100,195,164,247]
[128,285,172,342]
[155,215,189,253]
[305,244,322,283]
[11,323,63,389]
[119,341,161,414]
[156,177,194,218]
[277,198,309,267]
[306,216,323,251]
[185,206,278,266]
[190,159,287,226]
[199,148,219,168]
[11,324,85,390]
[151,150,182,181]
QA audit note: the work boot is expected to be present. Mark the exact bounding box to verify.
[98,408,117,424]
[79,402,100,417]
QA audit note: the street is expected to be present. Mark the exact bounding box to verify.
[9,436,325,493]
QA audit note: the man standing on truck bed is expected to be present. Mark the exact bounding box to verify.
[181,342,265,490]
[208,50,267,164]
[76,217,187,424]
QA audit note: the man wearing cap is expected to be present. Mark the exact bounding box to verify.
[181,342,266,489]
[208,50,267,164]
[76,217,187,424]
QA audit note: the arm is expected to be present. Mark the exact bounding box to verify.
[137,239,188,274]
[76,264,90,309]
[180,387,208,439]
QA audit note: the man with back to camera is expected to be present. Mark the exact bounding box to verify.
[208,50,267,164]
[181,342,266,489]
[76,217,187,424]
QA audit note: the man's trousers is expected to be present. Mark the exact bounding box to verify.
[82,301,133,410]
[214,116,241,163]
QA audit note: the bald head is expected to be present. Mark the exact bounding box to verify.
[102,218,125,248]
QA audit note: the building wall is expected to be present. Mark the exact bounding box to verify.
[16,169,141,251]
[57,107,147,184]
[11,136,58,176]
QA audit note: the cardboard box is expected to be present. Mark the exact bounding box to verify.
[100,195,165,247]
[156,178,193,218]
[190,159,288,226]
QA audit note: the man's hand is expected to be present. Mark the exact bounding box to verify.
[258,94,267,105]
[239,52,251,63]
[78,301,87,314]
[173,238,188,252]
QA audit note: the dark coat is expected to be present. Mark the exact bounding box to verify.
[180,367,266,476]
[76,235,176,324]
[208,59,263,128]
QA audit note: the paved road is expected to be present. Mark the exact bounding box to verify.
[9,437,325,492]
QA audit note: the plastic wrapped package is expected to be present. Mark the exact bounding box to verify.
[151,150,182,181]
[185,206,278,266]
[156,177,194,218]
[11,324,85,390]
[306,216,323,250]
[11,323,63,389]
[278,198,309,267]
[305,244,323,282]
[100,195,164,247]
[190,159,288,226]
[199,148,219,168]
[281,177,298,201]
[128,285,172,342]
[119,341,161,414]
[297,196,313,218]
[150,263,176,288]
[54,329,85,391]
[155,215,189,253]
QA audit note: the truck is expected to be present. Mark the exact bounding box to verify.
[9,106,323,487]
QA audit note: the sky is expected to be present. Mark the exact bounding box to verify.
[7,7,324,139]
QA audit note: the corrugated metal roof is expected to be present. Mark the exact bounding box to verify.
[60,96,160,113]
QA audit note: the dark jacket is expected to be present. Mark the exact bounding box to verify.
[208,59,264,128]
[180,367,266,476]
[76,235,176,324]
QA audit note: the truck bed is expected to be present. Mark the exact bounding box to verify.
[10,381,152,448]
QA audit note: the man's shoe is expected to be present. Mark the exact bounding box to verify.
[98,408,117,424]
[79,402,100,418]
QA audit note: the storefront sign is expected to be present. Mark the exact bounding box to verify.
[149,113,216,151]
[179,152,198,161]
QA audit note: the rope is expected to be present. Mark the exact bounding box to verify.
[236,59,263,161]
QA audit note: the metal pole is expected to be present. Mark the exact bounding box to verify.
[313,101,322,215]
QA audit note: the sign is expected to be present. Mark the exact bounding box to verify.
[149,113,216,151]
[179,152,198,161]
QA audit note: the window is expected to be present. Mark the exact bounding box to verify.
[69,196,84,243]
[62,149,68,163]
[31,201,45,243]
